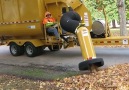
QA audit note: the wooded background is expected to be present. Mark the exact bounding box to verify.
[84,0,129,36]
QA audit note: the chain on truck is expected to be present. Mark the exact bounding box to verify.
[0,0,129,71]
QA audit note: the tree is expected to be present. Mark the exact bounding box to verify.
[117,0,127,36]
[84,0,104,20]
[84,0,118,36]
[84,0,118,22]
[84,0,128,36]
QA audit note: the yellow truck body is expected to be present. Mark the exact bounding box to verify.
[0,0,92,38]
[0,0,45,38]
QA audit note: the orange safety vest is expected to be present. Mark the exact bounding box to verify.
[43,17,56,24]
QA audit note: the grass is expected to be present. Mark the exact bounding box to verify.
[15,68,79,80]
[110,28,129,36]
[0,68,81,90]
[0,64,80,81]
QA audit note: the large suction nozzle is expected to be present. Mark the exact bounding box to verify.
[60,11,81,34]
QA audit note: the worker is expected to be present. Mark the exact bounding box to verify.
[43,11,60,40]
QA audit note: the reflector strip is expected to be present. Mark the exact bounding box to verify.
[107,41,111,43]
[0,20,39,25]
[100,41,104,43]
[115,41,119,43]
[94,40,123,44]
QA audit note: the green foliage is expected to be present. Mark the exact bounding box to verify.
[104,0,118,21]
[83,0,129,21]
[126,0,129,9]
[126,0,129,19]
[127,12,129,19]
[84,0,104,20]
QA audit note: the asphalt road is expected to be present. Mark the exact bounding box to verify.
[0,45,129,71]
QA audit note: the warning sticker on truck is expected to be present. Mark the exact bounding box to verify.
[123,39,128,45]
[82,30,88,36]
[84,12,89,26]
[28,25,36,29]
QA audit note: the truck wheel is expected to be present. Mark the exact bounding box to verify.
[37,46,44,55]
[48,45,62,51]
[10,43,24,56]
[25,43,37,57]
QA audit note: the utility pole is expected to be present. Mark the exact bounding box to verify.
[117,0,127,36]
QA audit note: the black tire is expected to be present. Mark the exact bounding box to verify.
[48,45,62,51]
[79,58,104,71]
[37,46,44,55]
[10,42,24,56]
[19,46,24,55]
[42,46,46,50]
[25,43,38,57]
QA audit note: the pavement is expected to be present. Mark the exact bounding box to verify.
[96,47,129,67]
[0,45,129,71]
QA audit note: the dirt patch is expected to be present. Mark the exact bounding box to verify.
[0,63,80,81]
[1,63,129,90]
[0,63,82,89]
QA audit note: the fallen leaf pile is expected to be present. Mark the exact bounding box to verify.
[39,63,129,90]
[1,63,129,90]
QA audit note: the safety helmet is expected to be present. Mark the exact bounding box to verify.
[45,11,51,17]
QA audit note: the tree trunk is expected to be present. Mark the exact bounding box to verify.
[112,20,117,28]
[117,0,127,36]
